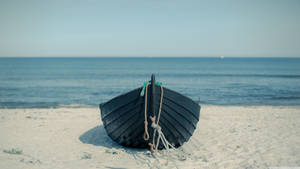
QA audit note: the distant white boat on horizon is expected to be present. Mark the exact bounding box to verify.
[220,55,224,59]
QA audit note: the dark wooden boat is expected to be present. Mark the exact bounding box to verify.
[100,74,200,149]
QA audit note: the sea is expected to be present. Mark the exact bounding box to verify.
[0,57,300,108]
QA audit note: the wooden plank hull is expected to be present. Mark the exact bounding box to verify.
[100,76,200,149]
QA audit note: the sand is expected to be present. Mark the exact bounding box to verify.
[0,106,299,169]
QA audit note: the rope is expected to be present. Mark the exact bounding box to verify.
[143,82,162,142]
[151,85,178,155]
[152,121,176,152]
[143,81,174,154]
[143,82,150,141]
[149,86,163,152]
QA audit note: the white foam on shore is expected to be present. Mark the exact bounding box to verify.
[56,104,94,108]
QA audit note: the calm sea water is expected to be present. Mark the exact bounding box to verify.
[0,57,300,108]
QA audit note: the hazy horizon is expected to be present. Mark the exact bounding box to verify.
[1,0,300,57]
[1,56,300,58]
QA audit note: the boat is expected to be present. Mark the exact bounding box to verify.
[99,74,200,149]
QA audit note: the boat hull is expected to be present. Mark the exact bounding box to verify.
[100,79,200,149]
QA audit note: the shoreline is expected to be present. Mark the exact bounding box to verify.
[1,106,299,168]
[1,104,300,109]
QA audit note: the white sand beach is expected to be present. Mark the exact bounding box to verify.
[0,106,299,169]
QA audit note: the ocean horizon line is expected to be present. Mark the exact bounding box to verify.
[1,56,300,58]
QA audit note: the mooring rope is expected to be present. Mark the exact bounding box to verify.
[143,82,150,141]
[148,85,164,152]
[142,81,175,154]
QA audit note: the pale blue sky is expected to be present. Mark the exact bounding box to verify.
[0,0,299,57]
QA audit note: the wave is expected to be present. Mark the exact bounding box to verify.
[271,96,300,100]
[157,73,300,79]
[56,104,95,108]
[93,73,300,79]
[0,102,97,109]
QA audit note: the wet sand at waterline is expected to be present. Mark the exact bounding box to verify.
[0,106,299,169]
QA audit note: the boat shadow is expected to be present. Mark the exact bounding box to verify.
[79,125,158,168]
[79,125,121,149]
[79,125,196,168]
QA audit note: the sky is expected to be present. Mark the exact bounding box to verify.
[0,0,299,57]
